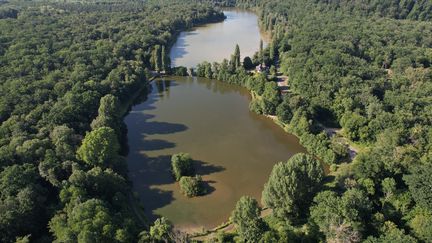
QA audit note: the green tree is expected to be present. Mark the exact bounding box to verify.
[0,164,47,243]
[149,217,172,242]
[179,175,204,197]
[364,221,416,243]
[403,163,432,210]
[91,94,120,130]
[151,45,162,72]
[231,196,264,242]
[49,199,121,242]
[409,207,432,242]
[161,45,170,72]
[243,56,254,69]
[310,189,372,242]
[76,127,120,167]
[262,153,323,221]
[262,82,280,114]
[259,39,264,63]
[171,153,194,181]
[232,44,241,69]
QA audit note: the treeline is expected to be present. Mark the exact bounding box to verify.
[234,0,432,21]
[0,1,224,242]
[197,0,431,242]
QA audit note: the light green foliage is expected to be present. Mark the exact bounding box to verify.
[91,94,120,130]
[364,221,417,243]
[231,196,264,242]
[171,152,194,181]
[49,199,128,243]
[76,127,120,167]
[64,167,127,205]
[50,125,78,161]
[262,153,324,220]
[310,189,372,242]
[150,217,172,241]
[179,175,205,197]
[249,99,264,114]
[408,207,432,242]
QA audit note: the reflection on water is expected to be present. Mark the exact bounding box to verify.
[170,10,267,68]
[125,77,306,229]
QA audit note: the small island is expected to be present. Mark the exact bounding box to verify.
[171,153,206,197]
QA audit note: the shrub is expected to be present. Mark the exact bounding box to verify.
[171,153,194,181]
[179,175,205,197]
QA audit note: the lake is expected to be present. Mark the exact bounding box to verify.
[125,10,306,230]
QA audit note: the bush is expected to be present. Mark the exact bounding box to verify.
[171,153,194,181]
[249,99,264,114]
[179,175,205,197]
[172,66,188,76]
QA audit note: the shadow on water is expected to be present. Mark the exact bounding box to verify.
[132,154,225,222]
[201,180,216,197]
[126,79,226,222]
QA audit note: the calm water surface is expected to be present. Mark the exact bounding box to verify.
[125,10,305,230]
[170,10,267,67]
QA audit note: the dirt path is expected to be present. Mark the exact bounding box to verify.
[276,74,289,94]
[321,125,358,161]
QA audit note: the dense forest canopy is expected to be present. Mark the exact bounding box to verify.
[0,0,224,242]
[0,0,431,242]
[192,0,431,242]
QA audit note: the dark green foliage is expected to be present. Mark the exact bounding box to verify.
[179,175,205,197]
[0,164,48,243]
[262,153,324,221]
[172,66,188,76]
[231,196,265,242]
[243,56,254,69]
[171,152,194,181]
[404,164,432,211]
[275,99,293,124]
[0,1,225,241]
[231,44,241,69]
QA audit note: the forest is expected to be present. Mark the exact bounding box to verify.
[0,0,431,242]
[193,0,432,242]
[0,0,224,242]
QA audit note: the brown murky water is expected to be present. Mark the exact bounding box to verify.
[125,10,305,230]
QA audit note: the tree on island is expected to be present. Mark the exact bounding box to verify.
[171,153,194,181]
[179,175,205,197]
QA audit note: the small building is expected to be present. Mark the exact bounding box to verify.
[255,63,269,73]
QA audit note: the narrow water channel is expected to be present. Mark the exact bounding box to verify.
[125,10,306,230]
